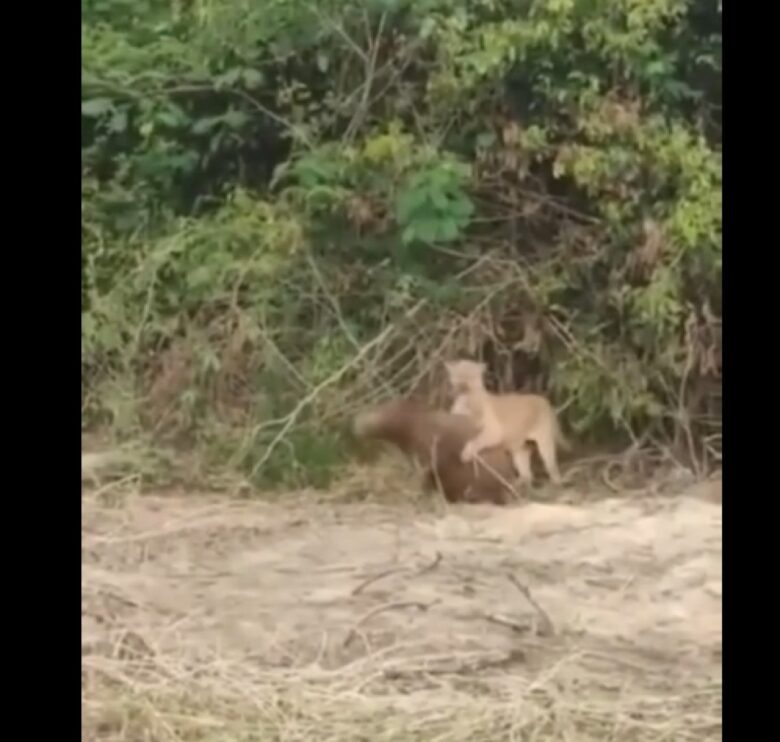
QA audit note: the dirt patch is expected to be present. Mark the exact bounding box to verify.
[82,481,722,741]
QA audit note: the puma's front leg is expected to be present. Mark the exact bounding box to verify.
[461,426,504,463]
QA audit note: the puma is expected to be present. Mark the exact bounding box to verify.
[445,359,568,485]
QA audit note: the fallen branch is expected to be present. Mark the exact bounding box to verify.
[484,613,532,635]
[351,567,407,596]
[383,649,526,679]
[248,327,398,480]
[507,574,555,637]
[343,600,439,648]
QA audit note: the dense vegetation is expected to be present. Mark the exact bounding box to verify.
[82,0,721,488]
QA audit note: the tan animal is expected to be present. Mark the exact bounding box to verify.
[353,397,517,505]
[445,360,568,485]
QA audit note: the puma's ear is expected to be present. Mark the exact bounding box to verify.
[444,360,456,375]
[477,361,487,373]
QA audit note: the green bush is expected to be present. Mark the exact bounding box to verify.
[82,0,722,487]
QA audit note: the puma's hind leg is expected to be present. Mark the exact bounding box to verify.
[510,446,533,484]
[532,425,562,485]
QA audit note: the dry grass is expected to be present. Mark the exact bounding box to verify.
[82,466,722,742]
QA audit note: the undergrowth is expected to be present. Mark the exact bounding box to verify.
[82,0,721,490]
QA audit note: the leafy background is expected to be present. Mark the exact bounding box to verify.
[82,0,721,489]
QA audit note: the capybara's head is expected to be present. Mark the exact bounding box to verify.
[353,397,429,439]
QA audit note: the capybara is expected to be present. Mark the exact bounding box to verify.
[353,397,517,505]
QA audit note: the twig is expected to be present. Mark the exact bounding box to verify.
[309,5,369,63]
[428,433,449,507]
[382,649,526,679]
[415,551,443,576]
[473,451,523,502]
[245,298,428,480]
[601,460,622,493]
[678,336,704,478]
[404,279,515,393]
[343,600,439,648]
[484,613,532,635]
[507,574,555,636]
[248,324,395,480]
[256,326,312,391]
[305,250,393,395]
[344,10,387,142]
[351,567,407,596]
[351,551,442,596]
[159,84,311,146]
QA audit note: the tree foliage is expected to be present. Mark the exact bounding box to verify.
[82,0,722,486]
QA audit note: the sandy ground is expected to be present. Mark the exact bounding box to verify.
[82,477,722,741]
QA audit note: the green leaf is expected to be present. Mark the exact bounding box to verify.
[214,68,242,90]
[437,218,460,241]
[401,225,418,245]
[644,59,668,78]
[192,116,223,135]
[414,219,442,243]
[156,105,189,129]
[476,131,497,149]
[187,265,215,290]
[171,151,199,174]
[82,313,96,341]
[108,110,128,133]
[242,69,265,89]
[449,197,474,219]
[396,189,428,223]
[223,110,250,129]
[82,98,113,117]
[420,17,437,39]
[429,190,451,211]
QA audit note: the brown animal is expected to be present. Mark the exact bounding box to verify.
[445,359,568,485]
[353,397,517,505]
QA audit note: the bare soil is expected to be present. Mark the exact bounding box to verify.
[82,475,722,741]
